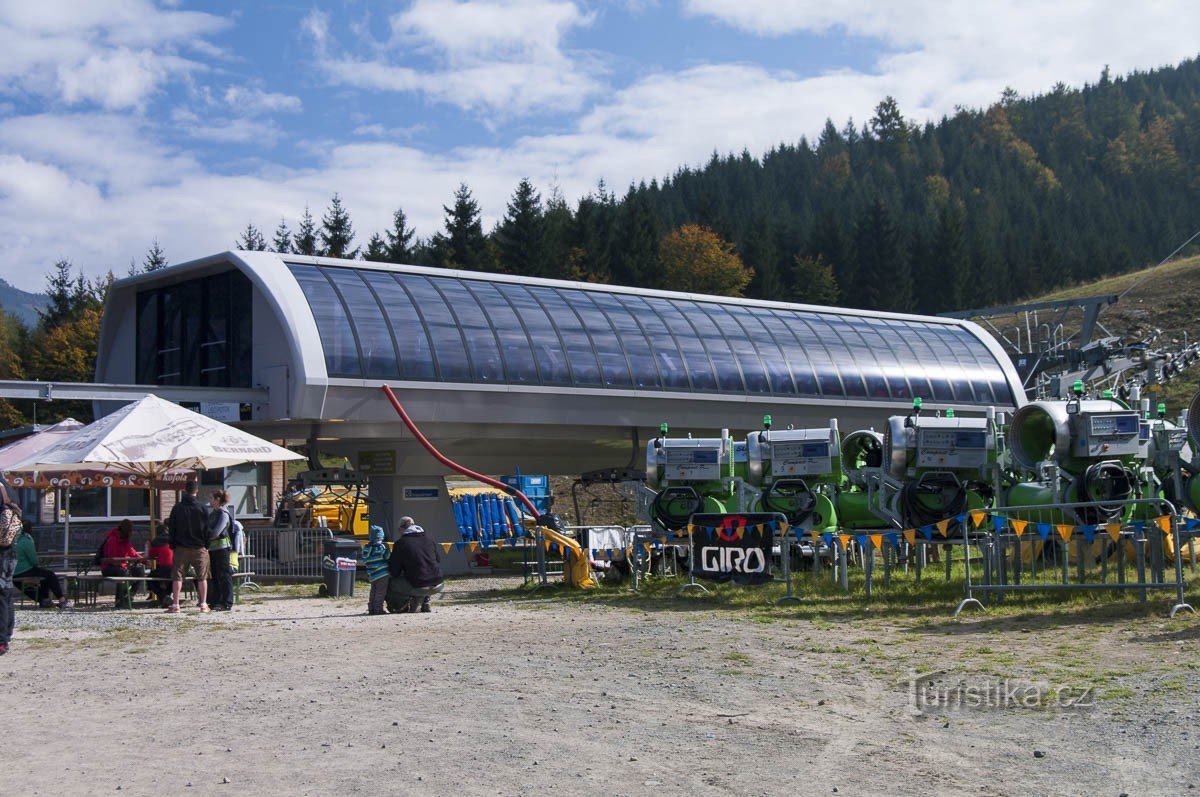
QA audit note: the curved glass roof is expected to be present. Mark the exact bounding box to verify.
[287,262,1015,406]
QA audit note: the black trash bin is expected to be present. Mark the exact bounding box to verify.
[321,537,361,597]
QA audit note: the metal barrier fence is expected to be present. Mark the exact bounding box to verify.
[243,526,336,581]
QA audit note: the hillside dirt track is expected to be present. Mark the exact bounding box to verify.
[4,574,1199,796]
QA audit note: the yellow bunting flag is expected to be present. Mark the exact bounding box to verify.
[1056,524,1074,543]
[1155,516,1172,535]
[936,519,952,538]
[870,534,884,551]
[686,524,695,536]
[1011,519,1028,538]
[659,537,667,546]
[903,530,917,546]
[440,543,453,553]
[642,542,653,554]
[543,539,551,552]
[969,510,987,528]
[837,534,852,550]
[468,542,479,552]
[1106,522,1123,543]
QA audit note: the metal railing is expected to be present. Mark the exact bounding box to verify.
[243,526,336,581]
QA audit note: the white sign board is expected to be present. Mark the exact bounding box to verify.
[200,401,240,423]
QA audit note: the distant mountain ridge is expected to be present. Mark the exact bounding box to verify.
[0,278,48,328]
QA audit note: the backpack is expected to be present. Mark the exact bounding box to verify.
[0,483,23,548]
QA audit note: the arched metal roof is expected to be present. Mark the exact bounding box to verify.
[287,260,1017,407]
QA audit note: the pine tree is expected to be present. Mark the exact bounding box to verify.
[272,218,293,254]
[363,233,389,262]
[294,207,318,256]
[495,178,545,276]
[143,240,168,271]
[790,255,840,305]
[854,200,912,311]
[429,184,490,270]
[929,200,970,311]
[319,194,357,259]
[37,261,104,332]
[237,223,267,251]
[614,185,660,287]
[384,208,416,263]
[541,186,575,281]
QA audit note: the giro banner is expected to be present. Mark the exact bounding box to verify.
[688,513,781,585]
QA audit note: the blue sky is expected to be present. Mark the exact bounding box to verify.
[0,0,1197,291]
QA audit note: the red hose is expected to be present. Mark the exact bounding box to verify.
[381,385,540,516]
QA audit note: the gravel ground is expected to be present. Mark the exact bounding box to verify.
[3,574,1199,796]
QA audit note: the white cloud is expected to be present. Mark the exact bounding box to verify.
[305,0,603,116]
[683,1,1200,121]
[223,86,303,115]
[0,1,229,109]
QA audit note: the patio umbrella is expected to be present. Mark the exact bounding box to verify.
[0,419,85,563]
[9,394,304,537]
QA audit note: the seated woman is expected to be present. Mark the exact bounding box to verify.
[100,519,147,609]
[146,529,174,609]
[13,522,70,609]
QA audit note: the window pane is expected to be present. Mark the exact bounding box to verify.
[359,272,437,380]
[323,268,400,379]
[136,290,157,384]
[289,265,362,378]
[65,488,106,518]
[781,314,842,396]
[202,271,230,387]
[110,488,151,518]
[589,293,662,389]
[498,284,572,385]
[827,316,889,398]
[527,286,603,386]
[565,290,633,388]
[464,281,541,384]
[642,297,718,391]
[706,304,771,393]
[725,305,797,394]
[690,303,747,392]
[434,279,504,383]
[397,275,472,381]
[617,295,690,390]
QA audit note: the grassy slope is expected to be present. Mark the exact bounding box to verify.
[977,254,1200,412]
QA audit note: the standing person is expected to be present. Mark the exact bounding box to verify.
[206,490,235,612]
[13,521,70,609]
[0,529,14,655]
[361,525,391,615]
[166,479,211,614]
[146,527,174,608]
[99,519,147,609]
[385,516,444,614]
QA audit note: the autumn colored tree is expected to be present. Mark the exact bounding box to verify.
[658,224,753,297]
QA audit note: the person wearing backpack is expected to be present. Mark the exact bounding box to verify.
[1,482,23,654]
[166,479,211,614]
[206,490,235,612]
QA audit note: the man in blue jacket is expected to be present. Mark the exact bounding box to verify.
[385,516,444,614]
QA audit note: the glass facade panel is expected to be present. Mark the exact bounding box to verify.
[642,297,719,391]
[568,291,634,388]
[435,280,505,382]
[323,268,399,379]
[691,304,748,392]
[527,287,603,386]
[136,270,253,386]
[359,272,437,380]
[589,293,662,389]
[290,265,362,378]
[283,263,1014,405]
[498,285,573,385]
[781,314,843,396]
[616,295,690,390]
[396,275,472,381]
[464,282,540,384]
[724,305,797,394]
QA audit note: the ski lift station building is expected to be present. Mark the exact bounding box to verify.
[96,250,1025,532]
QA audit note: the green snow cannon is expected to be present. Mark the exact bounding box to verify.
[644,426,738,532]
[745,417,841,533]
[883,403,997,530]
[1005,394,1147,524]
